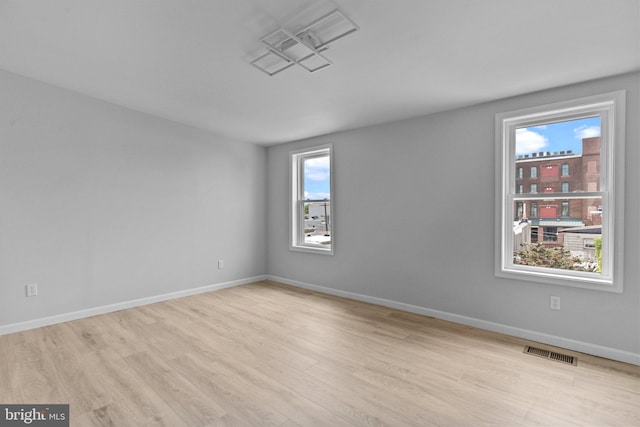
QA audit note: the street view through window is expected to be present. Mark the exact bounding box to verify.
[302,155,331,247]
[513,116,603,273]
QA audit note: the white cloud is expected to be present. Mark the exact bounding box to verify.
[515,128,548,155]
[304,156,330,181]
[304,191,330,200]
[574,125,600,140]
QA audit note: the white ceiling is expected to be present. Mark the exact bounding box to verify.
[1,0,638,145]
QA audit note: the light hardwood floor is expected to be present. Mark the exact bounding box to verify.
[1,280,638,426]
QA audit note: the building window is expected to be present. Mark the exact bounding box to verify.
[517,167,523,179]
[543,227,558,242]
[530,183,537,193]
[496,91,625,291]
[516,202,523,219]
[530,202,538,217]
[290,145,333,254]
[530,166,537,178]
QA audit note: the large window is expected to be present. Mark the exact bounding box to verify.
[495,91,625,291]
[290,145,333,254]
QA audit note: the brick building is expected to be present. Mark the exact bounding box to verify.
[515,137,601,247]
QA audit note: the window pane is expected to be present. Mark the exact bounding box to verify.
[515,117,601,193]
[303,201,331,246]
[303,156,330,200]
[511,196,602,273]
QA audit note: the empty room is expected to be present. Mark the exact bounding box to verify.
[1,1,639,426]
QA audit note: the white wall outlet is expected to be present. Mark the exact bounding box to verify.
[550,295,561,310]
[26,283,38,297]
[218,259,224,270]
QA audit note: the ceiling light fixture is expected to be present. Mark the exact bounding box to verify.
[251,9,359,76]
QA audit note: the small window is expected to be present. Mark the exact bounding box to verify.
[496,91,624,291]
[530,166,538,178]
[543,227,558,242]
[517,167,523,179]
[516,184,523,194]
[290,145,333,254]
[530,183,537,194]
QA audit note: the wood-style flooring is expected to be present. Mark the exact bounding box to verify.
[0,280,638,426]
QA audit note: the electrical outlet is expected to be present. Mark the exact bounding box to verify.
[26,283,38,297]
[550,295,561,310]
[218,259,224,270]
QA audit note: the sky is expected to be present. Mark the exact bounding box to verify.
[516,116,600,156]
[304,156,330,200]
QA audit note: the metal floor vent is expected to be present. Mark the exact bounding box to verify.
[524,346,577,366]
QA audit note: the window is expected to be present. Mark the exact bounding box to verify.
[530,183,537,193]
[290,145,333,254]
[496,91,625,291]
[517,167,523,179]
[530,166,537,178]
[543,227,558,242]
[516,184,523,194]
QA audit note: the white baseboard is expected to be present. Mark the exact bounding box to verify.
[0,275,267,336]
[267,275,640,366]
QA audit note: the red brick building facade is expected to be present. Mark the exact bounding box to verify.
[515,137,601,247]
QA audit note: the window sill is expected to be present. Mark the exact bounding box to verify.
[496,266,621,293]
[290,245,334,256]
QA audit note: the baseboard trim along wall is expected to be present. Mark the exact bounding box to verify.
[267,275,640,366]
[2,273,637,365]
[0,275,267,337]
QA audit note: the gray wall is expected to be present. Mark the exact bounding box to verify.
[0,70,266,326]
[266,72,639,358]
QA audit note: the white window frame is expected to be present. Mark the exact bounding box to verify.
[290,144,334,255]
[495,91,625,292]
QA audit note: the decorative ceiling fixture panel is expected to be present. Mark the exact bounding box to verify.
[251,9,359,76]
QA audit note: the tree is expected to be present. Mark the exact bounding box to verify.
[594,237,602,273]
[515,243,589,271]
